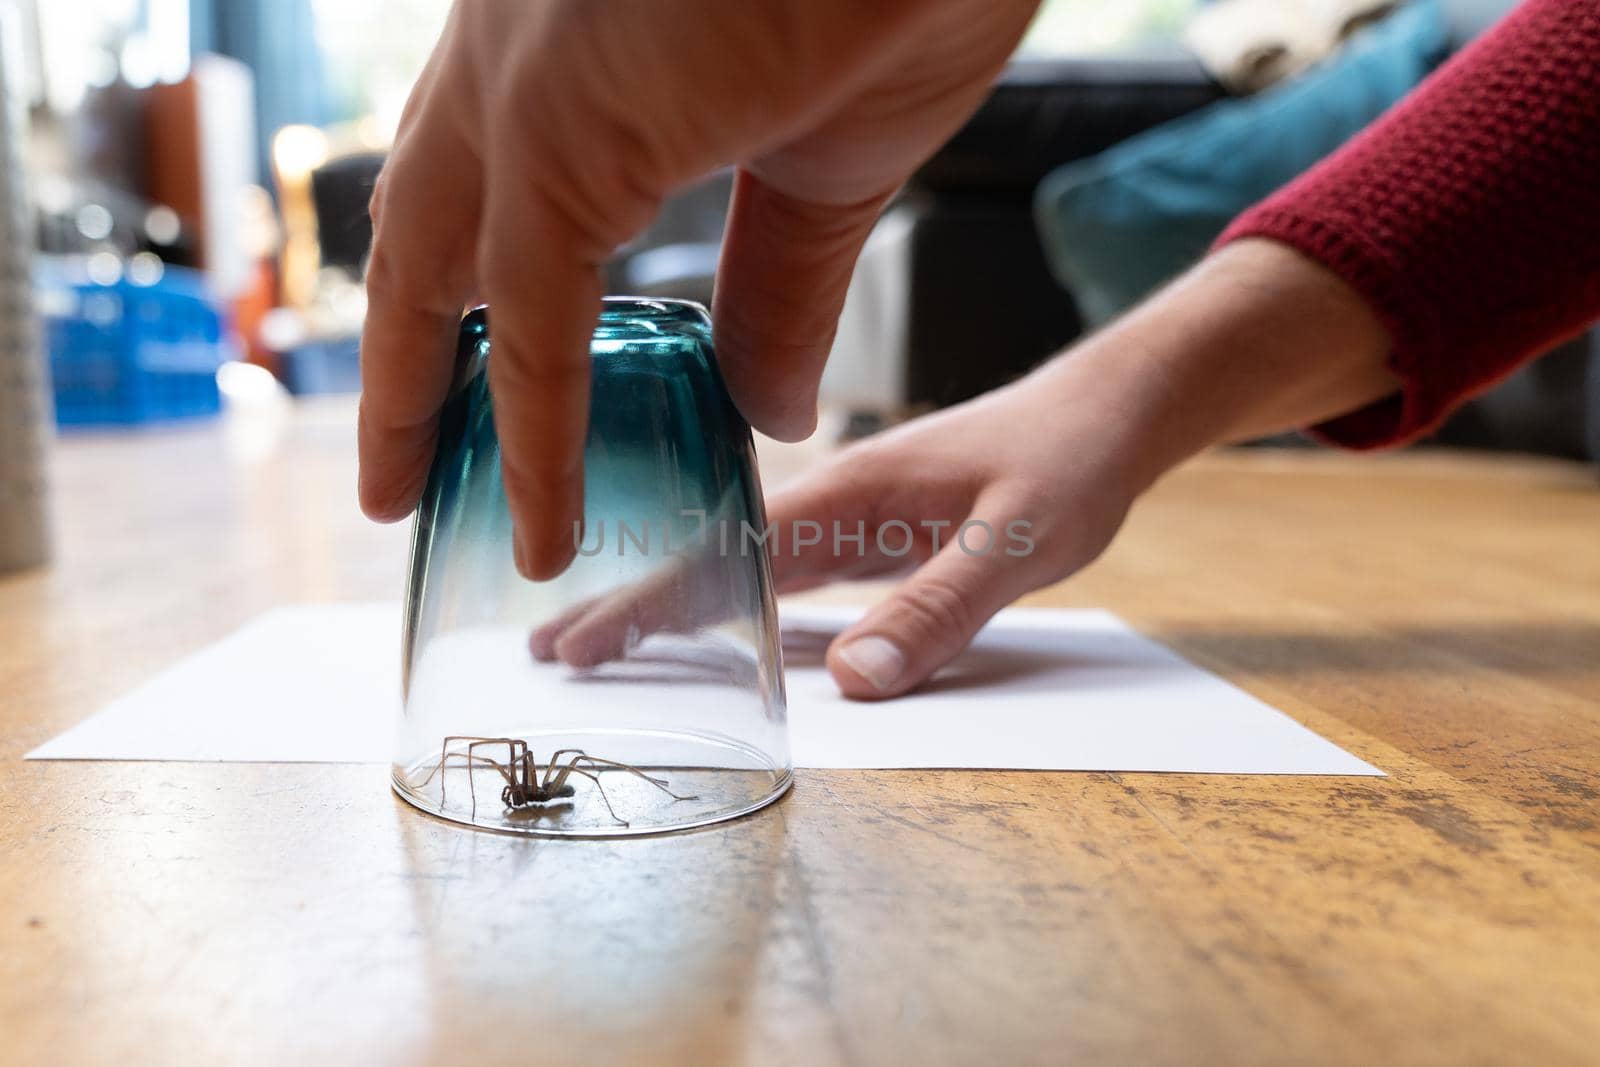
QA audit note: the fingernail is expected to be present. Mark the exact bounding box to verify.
[513,533,531,579]
[837,636,905,692]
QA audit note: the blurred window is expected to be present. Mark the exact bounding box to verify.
[309,0,450,139]
[1022,0,1198,54]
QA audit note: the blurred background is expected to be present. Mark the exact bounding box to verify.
[8,0,1597,454]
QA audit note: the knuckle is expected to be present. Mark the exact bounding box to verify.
[361,250,408,306]
[515,140,660,265]
[362,246,434,311]
[366,171,388,227]
[488,353,590,395]
[497,458,545,504]
[898,573,977,645]
[499,452,580,507]
[714,297,833,367]
[494,90,664,260]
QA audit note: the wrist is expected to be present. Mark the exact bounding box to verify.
[1038,239,1398,486]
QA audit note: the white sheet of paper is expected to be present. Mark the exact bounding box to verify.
[26,603,1381,775]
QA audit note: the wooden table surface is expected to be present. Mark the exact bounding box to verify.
[2,400,1597,1067]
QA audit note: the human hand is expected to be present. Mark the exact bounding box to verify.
[357,0,1041,579]
[531,350,1167,698]
[759,367,1154,698]
[530,239,1401,697]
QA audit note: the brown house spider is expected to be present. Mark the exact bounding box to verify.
[417,736,699,826]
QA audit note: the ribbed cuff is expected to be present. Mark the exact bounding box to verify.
[1215,207,1455,450]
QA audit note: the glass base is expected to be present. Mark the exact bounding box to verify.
[392,727,792,837]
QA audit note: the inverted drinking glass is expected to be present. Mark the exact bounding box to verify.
[393,298,791,835]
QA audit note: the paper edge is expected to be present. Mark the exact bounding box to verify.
[25,602,1386,777]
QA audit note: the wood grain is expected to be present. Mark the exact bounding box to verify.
[2,401,1597,1067]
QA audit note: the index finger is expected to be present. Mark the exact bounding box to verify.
[357,129,482,522]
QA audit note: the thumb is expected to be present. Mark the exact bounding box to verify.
[826,515,1039,700]
[713,168,891,441]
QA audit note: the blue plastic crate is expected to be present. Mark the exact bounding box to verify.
[38,262,231,427]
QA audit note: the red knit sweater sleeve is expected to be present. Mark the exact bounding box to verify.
[1215,0,1600,449]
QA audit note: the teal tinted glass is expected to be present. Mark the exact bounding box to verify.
[394,299,790,836]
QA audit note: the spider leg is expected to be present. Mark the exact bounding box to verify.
[560,766,628,827]
[467,742,528,819]
[526,747,550,794]
[442,739,520,817]
[572,755,700,801]
[417,736,517,818]
[552,749,672,790]
[541,749,678,794]
[541,748,592,792]
[416,736,513,790]
[540,749,593,795]
[418,751,509,819]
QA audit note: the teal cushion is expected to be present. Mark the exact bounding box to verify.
[1035,1,1451,326]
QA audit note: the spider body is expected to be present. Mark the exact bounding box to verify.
[503,780,576,808]
[418,736,697,826]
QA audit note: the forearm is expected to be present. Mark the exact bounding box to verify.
[1217,0,1600,447]
[1026,238,1398,492]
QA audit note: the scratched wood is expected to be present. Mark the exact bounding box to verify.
[1,401,1597,1067]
